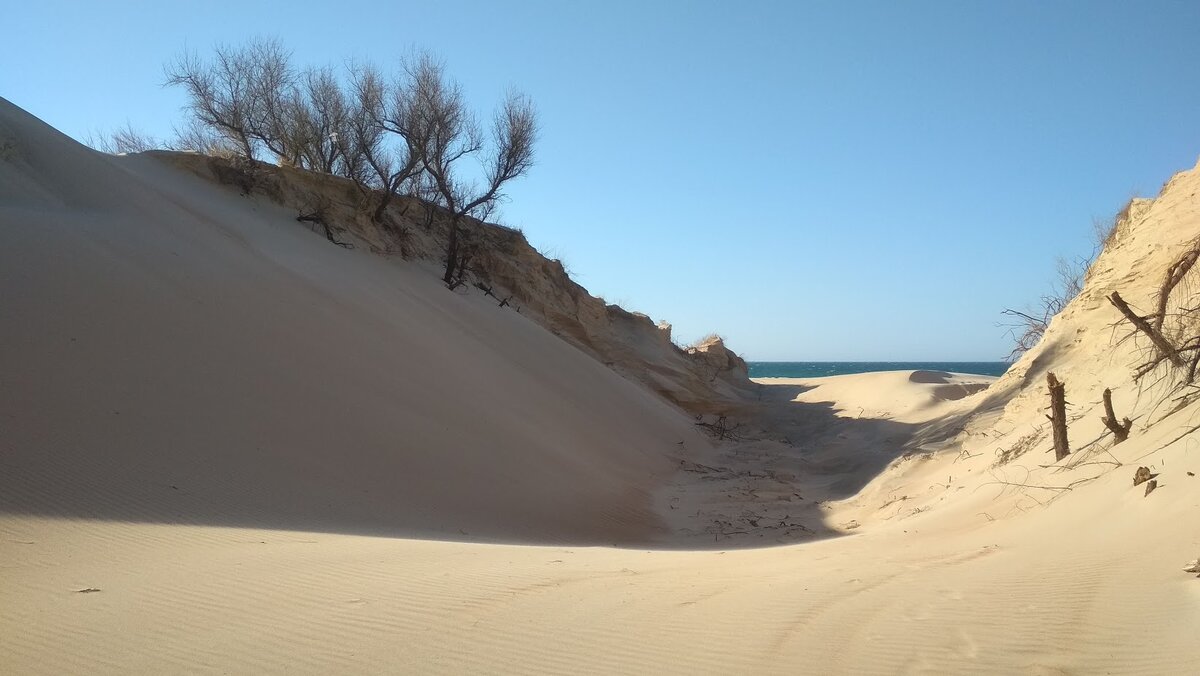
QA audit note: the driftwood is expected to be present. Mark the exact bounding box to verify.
[1154,246,1199,330]
[1100,388,1133,443]
[695,415,744,441]
[1109,291,1185,367]
[473,282,497,299]
[1046,372,1070,461]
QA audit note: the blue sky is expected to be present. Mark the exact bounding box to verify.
[4,1,1199,360]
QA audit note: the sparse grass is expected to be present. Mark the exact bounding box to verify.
[994,430,1043,466]
[1092,196,1138,253]
[683,333,723,351]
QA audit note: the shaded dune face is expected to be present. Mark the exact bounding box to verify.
[931,382,990,401]
[909,370,953,384]
[907,370,989,400]
[0,97,712,546]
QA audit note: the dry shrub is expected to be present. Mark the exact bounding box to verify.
[994,430,1043,466]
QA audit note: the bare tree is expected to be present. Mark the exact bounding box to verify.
[408,55,538,287]
[165,43,263,158]
[294,66,349,174]
[164,38,307,165]
[337,62,424,223]
[242,39,301,165]
[163,41,539,256]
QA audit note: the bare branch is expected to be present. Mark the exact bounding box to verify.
[1109,291,1185,368]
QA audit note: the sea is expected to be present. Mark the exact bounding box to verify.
[747,361,1011,379]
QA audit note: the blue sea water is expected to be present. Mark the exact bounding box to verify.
[747,361,1010,379]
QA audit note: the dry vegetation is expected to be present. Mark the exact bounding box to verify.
[94,38,537,291]
[1001,199,1140,361]
[1111,237,1200,388]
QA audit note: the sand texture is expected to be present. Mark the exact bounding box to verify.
[3,97,1200,674]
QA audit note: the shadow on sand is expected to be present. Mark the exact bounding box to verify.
[652,379,984,549]
[0,378,994,551]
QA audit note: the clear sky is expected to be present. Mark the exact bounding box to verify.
[4,1,1199,360]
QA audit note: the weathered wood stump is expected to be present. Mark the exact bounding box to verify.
[1101,388,1133,443]
[1046,372,1070,461]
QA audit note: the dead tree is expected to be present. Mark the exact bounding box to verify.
[1100,388,1132,443]
[165,46,258,158]
[292,66,351,174]
[164,38,296,162]
[445,239,475,291]
[339,62,424,224]
[405,55,538,288]
[1046,372,1070,461]
[1153,245,1199,331]
[1108,291,1185,368]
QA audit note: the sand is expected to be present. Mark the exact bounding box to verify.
[3,97,1200,674]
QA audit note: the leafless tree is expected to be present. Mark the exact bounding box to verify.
[164,41,538,257]
[165,42,265,158]
[337,62,424,223]
[165,38,310,165]
[294,66,349,174]
[245,40,302,164]
[407,55,538,287]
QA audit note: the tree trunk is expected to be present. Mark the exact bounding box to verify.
[442,218,460,286]
[1109,291,1185,367]
[372,191,393,224]
[1047,372,1070,461]
[1101,388,1132,444]
[1154,247,1199,330]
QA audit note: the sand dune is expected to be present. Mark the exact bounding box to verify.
[6,375,1198,674]
[0,97,712,544]
[3,97,1200,674]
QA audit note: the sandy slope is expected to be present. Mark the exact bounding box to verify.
[3,97,1200,674]
[0,97,713,546]
[5,376,1197,675]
